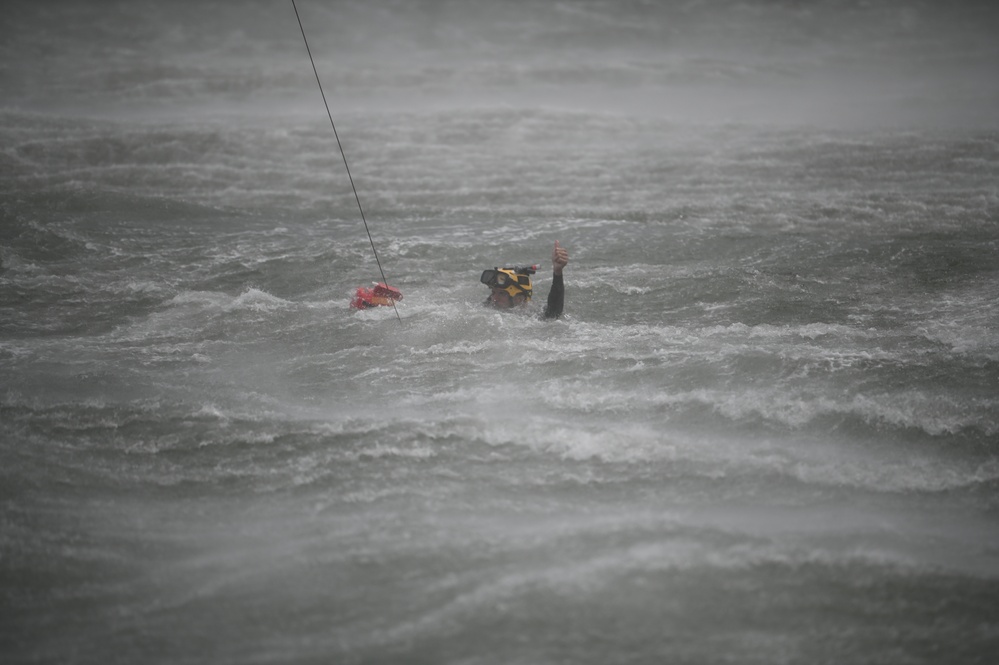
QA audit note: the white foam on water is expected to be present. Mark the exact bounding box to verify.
[3,5,999,661]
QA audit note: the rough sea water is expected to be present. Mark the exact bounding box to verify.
[3,1,999,663]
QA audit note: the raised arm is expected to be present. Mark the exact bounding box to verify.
[544,241,569,319]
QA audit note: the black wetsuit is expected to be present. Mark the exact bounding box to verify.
[483,272,565,319]
[542,272,564,319]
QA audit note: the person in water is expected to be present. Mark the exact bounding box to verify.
[481,240,569,319]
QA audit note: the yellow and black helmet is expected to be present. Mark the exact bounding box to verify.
[480,265,536,302]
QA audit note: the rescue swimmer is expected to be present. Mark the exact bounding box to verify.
[481,241,569,319]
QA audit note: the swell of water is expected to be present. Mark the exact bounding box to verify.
[2,2,999,664]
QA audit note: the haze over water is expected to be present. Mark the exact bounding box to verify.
[2,2,998,663]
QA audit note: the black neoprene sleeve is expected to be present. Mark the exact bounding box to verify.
[543,272,564,319]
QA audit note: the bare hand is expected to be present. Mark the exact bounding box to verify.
[552,240,569,275]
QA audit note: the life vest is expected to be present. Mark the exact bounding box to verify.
[480,265,536,302]
[350,282,403,309]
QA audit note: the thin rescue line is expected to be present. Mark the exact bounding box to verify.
[292,0,401,321]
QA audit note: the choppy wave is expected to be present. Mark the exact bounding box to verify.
[4,3,999,663]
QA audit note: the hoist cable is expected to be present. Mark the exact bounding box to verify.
[292,0,401,321]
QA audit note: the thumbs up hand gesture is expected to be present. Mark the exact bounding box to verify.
[552,240,569,276]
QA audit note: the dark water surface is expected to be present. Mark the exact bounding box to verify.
[3,2,999,663]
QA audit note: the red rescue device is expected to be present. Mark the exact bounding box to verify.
[350,282,403,309]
